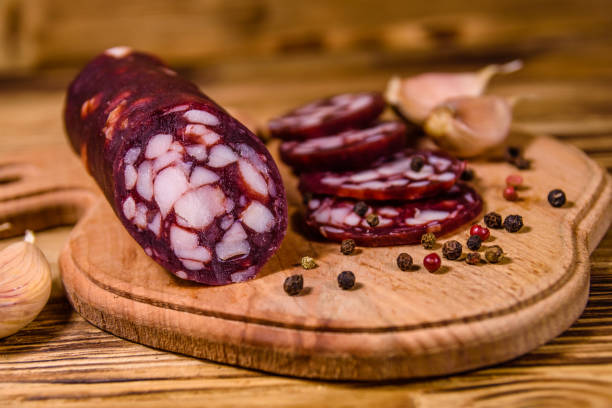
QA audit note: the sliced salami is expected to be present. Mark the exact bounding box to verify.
[64,47,287,286]
[279,121,408,172]
[305,184,482,246]
[268,92,385,140]
[299,149,465,201]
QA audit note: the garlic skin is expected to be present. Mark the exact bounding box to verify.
[0,231,52,339]
[385,60,521,124]
[424,95,513,158]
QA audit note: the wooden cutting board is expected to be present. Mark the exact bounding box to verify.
[2,132,610,380]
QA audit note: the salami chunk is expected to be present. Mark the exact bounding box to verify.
[279,121,407,172]
[64,47,287,285]
[305,184,482,246]
[299,149,465,201]
[268,92,385,140]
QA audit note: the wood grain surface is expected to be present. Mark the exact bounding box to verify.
[2,2,612,404]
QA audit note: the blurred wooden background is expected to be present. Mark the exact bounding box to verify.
[1,0,612,406]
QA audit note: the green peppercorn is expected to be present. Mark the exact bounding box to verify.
[420,232,436,249]
[340,239,356,255]
[283,274,303,296]
[484,212,503,229]
[366,213,379,227]
[353,201,368,217]
[467,235,482,251]
[396,253,413,271]
[337,271,356,290]
[442,240,462,260]
[300,256,316,269]
[503,214,523,233]
[466,252,481,265]
[548,189,566,208]
[411,155,425,172]
[485,245,503,263]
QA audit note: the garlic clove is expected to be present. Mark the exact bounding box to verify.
[423,95,513,158]
[385,60,522,124]
[0,230,52,339]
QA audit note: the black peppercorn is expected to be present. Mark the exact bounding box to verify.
[410,155,425,172]
[396,253,413,271]
[353,201,368,217]
[340,239,355,255]
[548,189,566,208]
[366,213,379,227]
[505,146,521,161]
[467,235,482,251]
[460,168,474,181]
[466,252,481,265]
[485,245,503,263]
[442,240,462,260]
[337,271,356,290]
[513,157,531,170]
[283,274,303,296]
[421,232,436,249]
[484,212,503,229]
[503,214,523,233]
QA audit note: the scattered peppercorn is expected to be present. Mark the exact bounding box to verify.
[514,157,531,170]
[467,235,482,251]
[505,174,523,187]
[442,240,462,260]
[366,213,380,227]
[485,245,504,263]
[411,155,425,172]
[423,253,441,272]
[470,224,490,241]
[503,186,518,201]
[283,274,303,296]
[302,192,313,205]
[460,168,474,181]
[353,201,368,217]
[337,271,356,290]
[484,212,502,229]
[396,253,413,271]
[300,256,316,269]
[421,232,436,249]
[548,189,566,208]
[505,146,521,161]
[340,239,356,255]
[466,252,481,265]
[503,214,523,233]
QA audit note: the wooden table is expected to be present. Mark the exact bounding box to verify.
[2,14,612,408]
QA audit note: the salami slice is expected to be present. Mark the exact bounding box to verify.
[305,184,482,246]
[268,92,385,140]
[299,149,465,201]
[279,121,408,172]
[64,47,287,286]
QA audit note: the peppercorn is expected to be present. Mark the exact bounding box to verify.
[340,239,356,255]
[466,252,481,265]
[484,212,502,229]
[337,271,356,290]
[505,146,521,162]
[460,168,474,181]
[485,245,503,263]
[300,256,316,269]
[514,157,531,170]
[506,174,523,188]
[467,235,482,251]
[366,213,379,227]
[411,155,425,172]
[503,214,523,233]
[470,224,490,241]
[442,240,462,260]
[353,201,368,217]
[423,253,441,272]
[396,253,413,271]
[420,232,436,249]
[302,192,313,205]
[548,189,566,208]
[503,186,518,201]
[283,274,303,296]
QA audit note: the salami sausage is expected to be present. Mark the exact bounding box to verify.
[299,149,465,201]
[268,92,385,140]
[64,47,287,285]
[304,184,482,246]
[279,121,408,172]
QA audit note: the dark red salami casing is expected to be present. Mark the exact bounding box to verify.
[64,47,287,285]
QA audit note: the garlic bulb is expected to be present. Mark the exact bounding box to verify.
[423,95,513,158]
[0,230,52,339]
[385,60,521,124]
